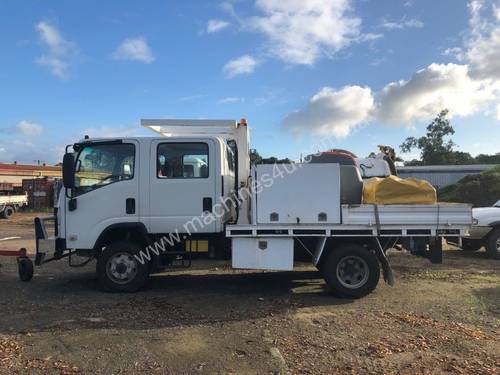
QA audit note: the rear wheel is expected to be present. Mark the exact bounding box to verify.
[485,228,500,260]
[97,241,149,292]
[322,244,380,298]
[461,238,482,252]
[0,206,14,219]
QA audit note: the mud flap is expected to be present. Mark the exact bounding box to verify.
[374,238,395,286]
[428,237,443,264]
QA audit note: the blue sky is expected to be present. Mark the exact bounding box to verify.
[1,0,499,164]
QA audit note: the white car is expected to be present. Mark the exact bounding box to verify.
[461,200,500,259]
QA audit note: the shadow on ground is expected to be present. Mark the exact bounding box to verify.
[0,266,352,334]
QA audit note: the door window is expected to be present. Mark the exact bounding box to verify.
[157,143,209,179]
[74,143,135,195]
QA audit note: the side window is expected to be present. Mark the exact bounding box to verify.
[157,143,209,179]
[226,140,236,173]
[74,143,135,195]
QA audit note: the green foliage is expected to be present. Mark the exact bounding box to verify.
[401,110,457,165]
[400,110,499,166]
[250,150,293,164]
[438,166,500,206]
[474,153,500,164]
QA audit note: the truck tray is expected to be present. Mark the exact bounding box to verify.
[341,203,472,226]
[227,203,472,238]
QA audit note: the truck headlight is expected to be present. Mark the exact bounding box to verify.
[472,218,478,225]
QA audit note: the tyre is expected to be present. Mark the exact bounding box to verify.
[96,241,150,292]
[322,244,380,298]
[18,257,34,282]
[0,206,14,219]
[4,206,14,218]
[485,228,500,260]
[461,238,482,252]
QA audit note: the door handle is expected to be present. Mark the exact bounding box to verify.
[203,197,212,213]
[126,198,135,214]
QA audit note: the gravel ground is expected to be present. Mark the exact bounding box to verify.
[0,212,499,374]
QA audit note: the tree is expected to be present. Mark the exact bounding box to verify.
[475,153,500,164]
[250,150,293,164]
[447,151,475,165]
[400,109,458,165]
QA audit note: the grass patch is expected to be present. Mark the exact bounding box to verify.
[465,295,488,314]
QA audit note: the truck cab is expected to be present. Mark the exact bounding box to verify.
[36,120,249,291]
[60,136,236,248]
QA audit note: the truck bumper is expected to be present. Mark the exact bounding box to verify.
[34,216,66,265]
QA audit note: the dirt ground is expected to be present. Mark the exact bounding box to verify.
[0,212,499,375]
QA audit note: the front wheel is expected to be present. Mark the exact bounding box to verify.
[322,244,380,298]
[96,241,149,292]
[485,228,500,260]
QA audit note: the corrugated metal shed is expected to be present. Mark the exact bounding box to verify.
[397,164,498,187]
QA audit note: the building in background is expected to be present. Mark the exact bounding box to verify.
[0,163,61,209]
[0,163,61,190]
[398,164,498,188]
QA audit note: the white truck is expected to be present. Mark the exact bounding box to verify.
[0,193,28,219]
[34,119,472,298]
[458,200,500,259]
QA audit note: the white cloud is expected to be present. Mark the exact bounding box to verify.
[443,47,465,61]
[463,0,500,80]
[282,86,374,137]
[36,56,69,79]
[81,125,144,138]
[254,89,284,105]
[207,19,230,33]
[249,0,367,65]
[377,63,495,125]
[223,55,258,78]
[218,97,244,104]
[179,94,203,102]
[36,21,72,55]
[281,1,500,137]
[17,120,43,136]
[0,138,61,164]
[35,21,76,78]
[467,19,500,79]
[283,63,497,137]
[112,37,155,63]
[379,17,424,30]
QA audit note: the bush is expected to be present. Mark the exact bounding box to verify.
[438,166,500,206]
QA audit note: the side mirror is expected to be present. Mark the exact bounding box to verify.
[62,153,75,189]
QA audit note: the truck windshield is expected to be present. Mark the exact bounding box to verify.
[74,143,135,195]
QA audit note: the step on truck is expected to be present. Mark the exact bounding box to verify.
[34,119,472,298]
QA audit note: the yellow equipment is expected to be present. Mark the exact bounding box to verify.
[363,175,437,205]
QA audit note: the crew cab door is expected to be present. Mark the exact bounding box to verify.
[65,140,139,249]
[148,139,217,233]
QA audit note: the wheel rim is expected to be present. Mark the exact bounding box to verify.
[106,252,138,285]
[496,237,500,252]
[336,255,369,289]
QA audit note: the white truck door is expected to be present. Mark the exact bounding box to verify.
[149,139,217,234]
[65,140,140,250]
